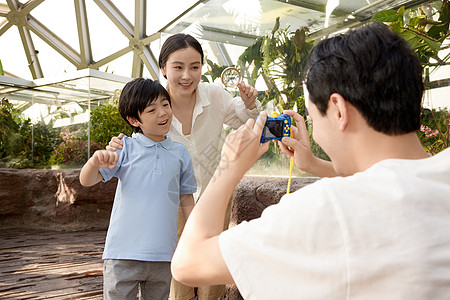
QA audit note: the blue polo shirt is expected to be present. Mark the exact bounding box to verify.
[99,134,197,262]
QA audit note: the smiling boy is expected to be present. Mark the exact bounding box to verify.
[80,78,196,300]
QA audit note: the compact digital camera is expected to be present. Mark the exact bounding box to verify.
[258,114,291,143]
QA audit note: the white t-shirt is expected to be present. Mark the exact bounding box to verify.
[169,82,261,200]
[220,148,450,299]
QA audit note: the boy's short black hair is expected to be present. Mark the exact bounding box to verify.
[306,22,424,135]
[118,78,171,133]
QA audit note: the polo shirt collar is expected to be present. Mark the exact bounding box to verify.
[136,133,173,149]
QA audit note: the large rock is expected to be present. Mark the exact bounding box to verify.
[0,168,318,231]
[54,169,116,229]
[0,168,116,230]
[231,176,319,226]
[0,169,30,224]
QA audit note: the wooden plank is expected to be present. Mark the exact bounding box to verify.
[0,228,106,299]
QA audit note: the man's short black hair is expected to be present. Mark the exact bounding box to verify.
[118,78,171,133]
[306,22,424,135]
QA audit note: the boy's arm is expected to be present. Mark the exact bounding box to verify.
[171,112,269,287]
[180,194,195,220]
[79,150,119,186]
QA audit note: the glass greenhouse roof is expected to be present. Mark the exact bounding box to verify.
[0,69,129,105]
[164,0,433,47]
[0,0,448,109]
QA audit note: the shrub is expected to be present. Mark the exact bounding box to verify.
[50,127,104,167]
[89,98,132,148]
[418,108,449,155]
[0,99,62,168]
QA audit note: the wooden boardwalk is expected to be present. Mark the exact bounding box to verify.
[0,228,106,299]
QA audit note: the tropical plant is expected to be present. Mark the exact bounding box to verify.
[372,0,450,154]
[202,58,229,84]
[372,1,449,68]
[237,18,313,116]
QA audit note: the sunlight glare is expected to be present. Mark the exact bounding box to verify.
[222,0,262,28]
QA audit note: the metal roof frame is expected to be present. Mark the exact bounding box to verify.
[0,0,437,81]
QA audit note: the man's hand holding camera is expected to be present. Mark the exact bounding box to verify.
[215,112,270,183]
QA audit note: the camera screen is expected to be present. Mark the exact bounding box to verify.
[263,120,284,138]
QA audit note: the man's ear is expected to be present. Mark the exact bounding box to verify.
[329,93,349,131]
[127,116,140,127]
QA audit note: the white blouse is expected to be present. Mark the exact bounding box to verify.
[169,82,261,200]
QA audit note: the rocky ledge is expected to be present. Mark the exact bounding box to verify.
[0,168,318,230]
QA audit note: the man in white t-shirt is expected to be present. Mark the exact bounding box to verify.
[170,22,450,299]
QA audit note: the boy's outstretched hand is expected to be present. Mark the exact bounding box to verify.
[80,150,119,187]
[90,150,119,169]
[106,133,125,151]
